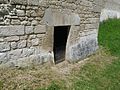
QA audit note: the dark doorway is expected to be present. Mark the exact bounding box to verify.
[54,26,70,64]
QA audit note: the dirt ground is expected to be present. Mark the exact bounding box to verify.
[0,48,116,90]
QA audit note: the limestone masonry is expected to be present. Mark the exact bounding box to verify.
[0,0,110,67]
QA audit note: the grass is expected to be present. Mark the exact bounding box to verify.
[0,19,120,90]
[98,19,120,56]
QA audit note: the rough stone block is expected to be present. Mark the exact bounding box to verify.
[0,42,10,52]
[4,36,19,42]
[0,26,25,36]
[31,46,41,54]
[21,5,26,9]
[31,38,39,46]
[0,38,4,42]
[43,8,80,26]
[25,26,34,34]
[22,48,34,57]
[0,53,7,64]
[26,10,31,17]
[8,49,22,60]
[37,34,45,38]
[11,42,17,49]
[4,19,10,25]
[10,0,27,5]
[30,10,38,17]
[34,25,46,34]
[94,0,105,6]
[31,20,38,26]
[29,35,36,39]
[17,10,25,16]
[20,35,28,40]
[92,4,103,13]
[27,0,39,5]
[66,34,98,62]
[11,19,21,25]
[16,5,21,9]
[17,40,27,48]
[0,0,8,3]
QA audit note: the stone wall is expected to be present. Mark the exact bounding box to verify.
[0,0,103,67]
[100,0,120,21]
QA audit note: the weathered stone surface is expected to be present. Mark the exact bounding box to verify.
[27,0,39,5]
[36,8,44,17]
[29,35,36,39]
[21,21,31,25]
[11,19,21,25]
[20,35,28,40]
[17,40,27,48]
[25,26,34,34]
[10,0,27,5]
[31,38,39,46]
[34,25,46,34]
[8,49,22,60]
[37,34,45,38]
[4,36,19,42]
[11,42,17,49]
[31,46,41,54]
[4,19,10,25]
[0,53,7,64]
[0,53,49,68]
[17,10,25,16]
[21,5,26,9]
[26,10,31,17]
[30,10,38,17]
[93,4,103,13]
[0,0,8,3]
[0,38,4,42]
[0,26,25,36]
[66,34,98,62]
[22,48,34,57]
[31,20,38,26]
[0,42,10,52]
[94,0,105,6]
[43,8,80,26]
[16,5,21,9]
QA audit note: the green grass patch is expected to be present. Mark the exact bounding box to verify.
[0,81,3,90]
[98,19,120,56]
[38,82,61,90]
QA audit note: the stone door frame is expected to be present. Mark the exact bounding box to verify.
[42,8,80,64]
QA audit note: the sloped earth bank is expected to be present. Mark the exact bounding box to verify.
[0,48,117,90]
